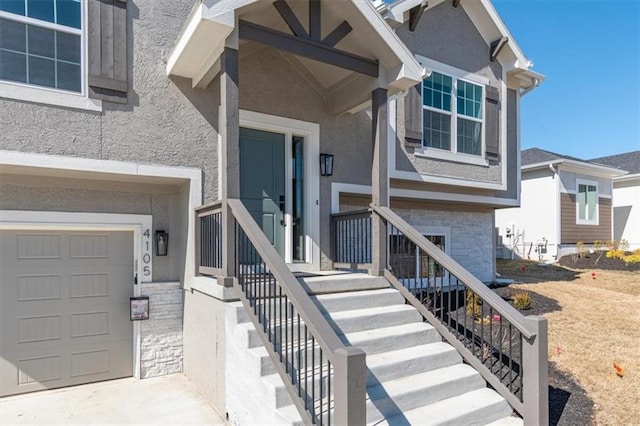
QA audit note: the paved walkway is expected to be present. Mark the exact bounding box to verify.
[0,374,225,425]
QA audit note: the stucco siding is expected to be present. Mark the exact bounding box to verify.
[495,172,558,260]
[0,174,183,282]
[394,1,505,186]
[559,170,613,197]
[612,179,640,249]
[0,0,220,203]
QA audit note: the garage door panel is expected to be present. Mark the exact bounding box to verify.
[1,230,134,397]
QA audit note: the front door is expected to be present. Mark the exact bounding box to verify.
[240,127,286,258]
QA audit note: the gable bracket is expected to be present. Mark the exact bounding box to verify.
[322,21,353,47]
[490,36,509,62]
[452,0,460,7]
[273,0,309,38]
[239,20,379,77]
[409,2,428,32]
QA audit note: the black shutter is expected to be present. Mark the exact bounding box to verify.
[404,82,423,148]
[485,85,500,163]
[87,0,128,104]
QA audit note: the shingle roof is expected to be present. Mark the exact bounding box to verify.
[521,148,586,166]
[590,151,640,175]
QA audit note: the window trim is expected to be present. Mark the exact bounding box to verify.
[0,1,99,111]
[575,178,599,225]
[414,55,490,166]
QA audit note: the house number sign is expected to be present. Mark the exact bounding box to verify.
[140,228,153,283]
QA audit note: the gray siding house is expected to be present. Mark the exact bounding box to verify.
[1,0,548,424]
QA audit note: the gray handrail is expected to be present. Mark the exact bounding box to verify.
[229,200,348,356]
[370,204,534,339]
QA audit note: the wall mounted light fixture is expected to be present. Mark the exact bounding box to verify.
[320,153,334,177]
[155,230,169,256]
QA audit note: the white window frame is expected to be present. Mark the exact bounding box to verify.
[576,178,599,225]
[414,55,489,167]
[0,0,101,111]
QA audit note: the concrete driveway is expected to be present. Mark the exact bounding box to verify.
[0,374,225,425]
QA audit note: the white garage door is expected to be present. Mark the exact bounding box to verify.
[1,230,134,396]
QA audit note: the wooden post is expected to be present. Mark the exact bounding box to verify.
[523,316,549,426]
[219,30,240,287]
[371,87,388,276]
[333,347,366,426]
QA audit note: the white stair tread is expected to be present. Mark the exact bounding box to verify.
[377,388,513,426]
[486,416,524,426]
[342,322,438,348]
[367,363,483,403]
[328,303,419,321]
[367,342,460,370]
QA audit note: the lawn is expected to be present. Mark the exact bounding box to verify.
[496,260,640,426]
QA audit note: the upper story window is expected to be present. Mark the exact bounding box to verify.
[423,71,484,156]
[576,179,598,225]
[0,0,83,93]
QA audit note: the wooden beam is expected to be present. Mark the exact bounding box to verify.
[490,36,509,62]
[239,20,379,77]
[322,21,352,47]
[309,0,321,41]
[273,0,308,38]
[409,3,428,32]
[453,0,460,7]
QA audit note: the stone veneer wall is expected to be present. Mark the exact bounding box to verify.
[139,282,184,378]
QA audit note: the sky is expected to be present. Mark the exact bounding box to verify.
[492,0,640,160]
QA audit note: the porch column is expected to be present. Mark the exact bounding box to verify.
[219,31,240,286]
[371,87,388,276]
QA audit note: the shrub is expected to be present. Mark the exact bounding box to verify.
[606,249,626,260]
[466,291,482,318]
[619,240,630,252]
[513,292,531,310]
[623,251,640,264]
[576,241,587,258]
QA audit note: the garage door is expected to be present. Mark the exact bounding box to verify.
[1,230,134,396]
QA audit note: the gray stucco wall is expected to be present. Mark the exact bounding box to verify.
[394,2,508,187]
[0,0,219,201]
[0,174,183,282]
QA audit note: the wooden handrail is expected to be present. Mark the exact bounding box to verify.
[371,204,534,339]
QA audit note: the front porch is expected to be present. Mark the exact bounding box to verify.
[168,1,548,424]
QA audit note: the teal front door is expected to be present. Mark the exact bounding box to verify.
[240,127,286,258]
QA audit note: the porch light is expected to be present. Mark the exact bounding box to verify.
[155,230,169,256]
[320,153,334,177]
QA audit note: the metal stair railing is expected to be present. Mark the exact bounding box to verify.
[370,204,548,426]
[228,199,366,425]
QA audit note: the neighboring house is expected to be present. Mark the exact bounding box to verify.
[1,0,547,424]
[590,151,640,250]
[495,148,627,261]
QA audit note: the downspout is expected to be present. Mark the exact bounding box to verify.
[520,78,540,97]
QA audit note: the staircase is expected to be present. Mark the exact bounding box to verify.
[227,273,521,425]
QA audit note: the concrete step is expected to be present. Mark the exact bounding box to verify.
[312,288,404,314]
[377,388,514,426]
[299,273,389,294]
[366,364,485,423]
[326,304,422,334]
[366,342,461,385]
[486,416,524,426]
[340,322,441,355]
[275,404,304,426]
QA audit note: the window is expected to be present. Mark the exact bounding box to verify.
[576,179,598,225]
[0,0,83,93]
[389,227,451,290]
[423,71,483,156]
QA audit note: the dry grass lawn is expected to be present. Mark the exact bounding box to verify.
[498,260,640,425]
